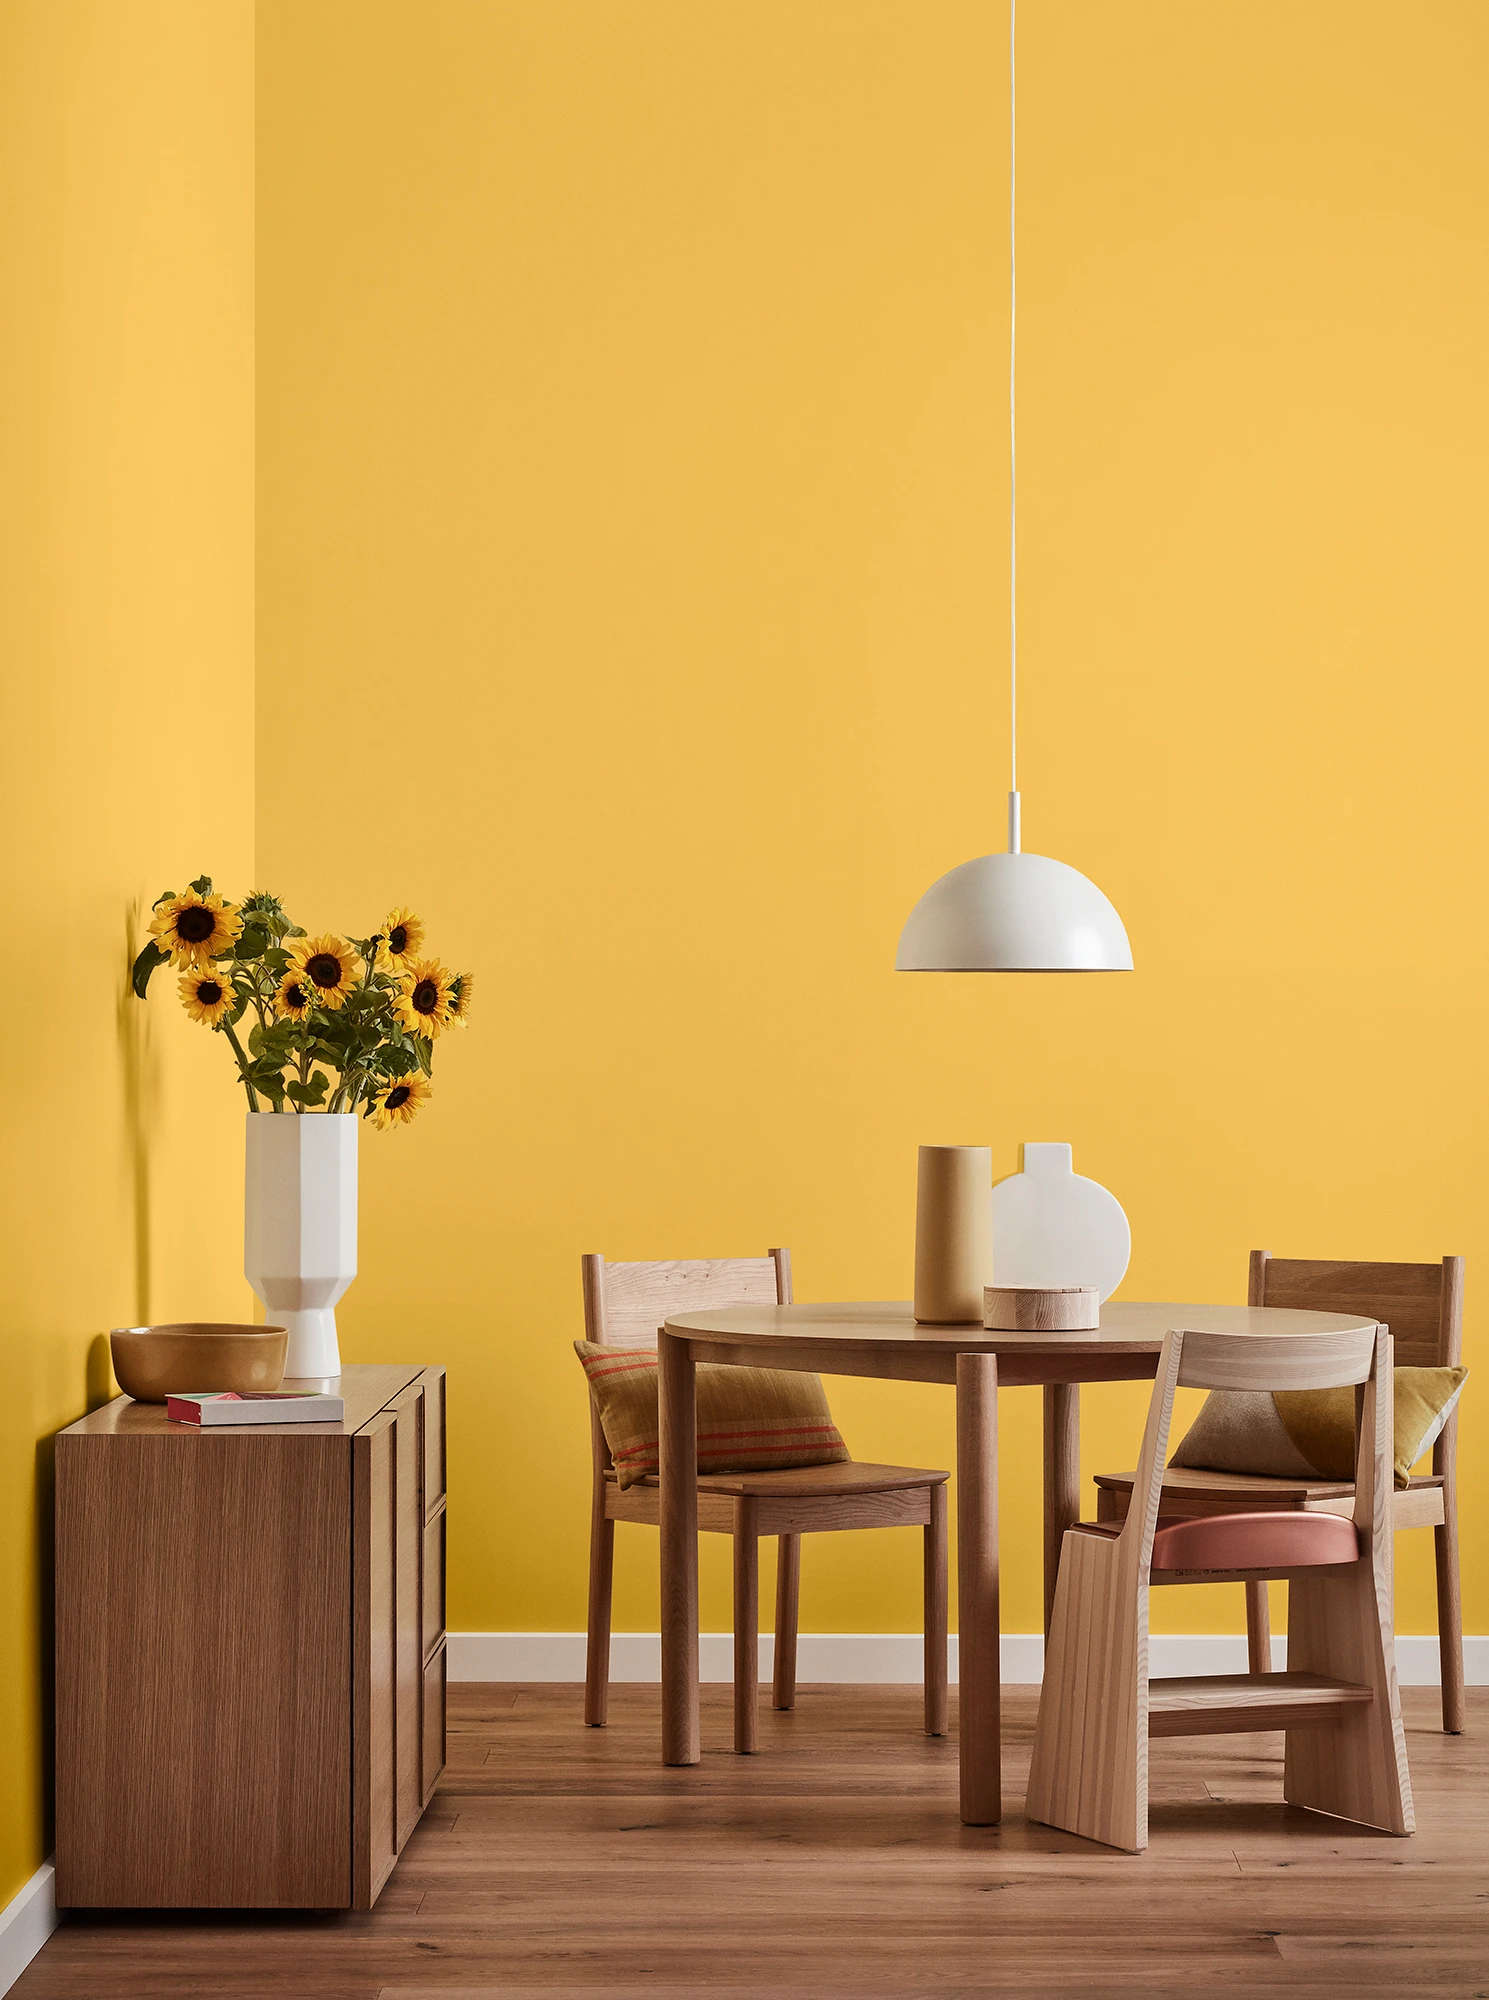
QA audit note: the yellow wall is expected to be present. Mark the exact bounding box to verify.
[0,0,255,1907]
[257,0,1487,1651]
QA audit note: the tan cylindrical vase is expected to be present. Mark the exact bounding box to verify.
[914,1144,994,1324]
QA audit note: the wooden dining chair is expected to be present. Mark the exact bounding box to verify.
[581,1249,949,1753]
[1093,1253,1465,1730]
[1028,1322,1414,1852]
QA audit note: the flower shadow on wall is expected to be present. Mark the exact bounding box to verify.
[118,898,161,1327]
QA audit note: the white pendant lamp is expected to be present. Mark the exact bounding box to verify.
[896,2,1132,974]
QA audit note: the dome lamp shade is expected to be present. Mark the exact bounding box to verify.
[896,842,1132,973]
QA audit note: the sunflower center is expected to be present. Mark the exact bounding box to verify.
[306,953,342,989]
[389,925,408,954]
[177,906,216,943]
[199,980,224,1005]
[386,1084,411,1110]
[286,982,308,1009]
[413,979,439,1014]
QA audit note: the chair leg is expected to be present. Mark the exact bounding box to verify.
[1026,1530,1146,1852]
[1285,1562,1413,1835]
[1245,1580,1272,1675]
[924,1482,948,1737]
[1435,1488,1465,1734]
[772,1533,800,1710]
[733,1501,759,1753]
[583,1511,615,1727]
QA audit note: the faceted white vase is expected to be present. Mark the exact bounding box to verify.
[244,1112,358,1381]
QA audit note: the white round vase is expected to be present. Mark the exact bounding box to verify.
[244,1111,358,1381]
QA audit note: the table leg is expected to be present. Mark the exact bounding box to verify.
[659,1329,700,1765]
[956,1351,1000,1825]
[1042,1383,1080,1639]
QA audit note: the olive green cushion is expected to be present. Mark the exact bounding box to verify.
[1170,1366,1467,1490]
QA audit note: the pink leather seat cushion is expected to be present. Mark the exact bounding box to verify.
[1150,1509,1359,1573]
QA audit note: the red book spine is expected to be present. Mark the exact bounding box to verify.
[166,1393,244,1425]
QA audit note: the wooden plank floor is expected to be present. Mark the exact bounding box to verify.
[17,1684,1487,1999]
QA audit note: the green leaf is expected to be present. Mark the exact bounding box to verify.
[130,940,169,999]
[417,1037,433,1077]
[285,1073,330,1106]
[235,926,270,961]
[188,875,213,896]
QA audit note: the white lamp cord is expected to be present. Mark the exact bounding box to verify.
[1007,0,1021,855]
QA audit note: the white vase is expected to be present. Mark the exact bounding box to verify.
[244,1111,358,1381]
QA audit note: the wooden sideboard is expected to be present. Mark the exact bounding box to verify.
[54,1363,446,1909]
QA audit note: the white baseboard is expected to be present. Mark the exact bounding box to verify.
[0,1861,55,1999]
[447,1629,1487,1687]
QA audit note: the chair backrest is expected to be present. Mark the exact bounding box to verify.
[580,1249,792,1350]
[1250,1251,1463,1368]
[1123,1325,1392,1575]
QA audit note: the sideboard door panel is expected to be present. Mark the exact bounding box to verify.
[55,1432,351,1908]
[353,1413,398,1910]
[393,1383,426,1850]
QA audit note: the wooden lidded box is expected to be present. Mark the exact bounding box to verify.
[54,1363,446,1910]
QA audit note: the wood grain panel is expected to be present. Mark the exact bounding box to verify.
[592,1257,782,1349]
[422,1641,447,1808]
[1255,1255,1454,1368]
[1147,1672,1372,1737]
[394,1387,424,1851]
[62,1365,423,1439]
[55,1431,351,1908]
[751,1489,933,1537]
[423,1505,446,1663]
[16,1683,1487,1999]
[353,1412,397,1911]
[422,1365,447,1516]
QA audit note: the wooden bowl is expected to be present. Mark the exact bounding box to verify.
[983,1286,1100,1332]
[109,1323,288,1403]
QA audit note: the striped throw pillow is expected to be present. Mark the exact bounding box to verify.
[575,1342,851,1489]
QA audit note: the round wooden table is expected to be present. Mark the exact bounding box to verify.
[656,1298,1381,1824]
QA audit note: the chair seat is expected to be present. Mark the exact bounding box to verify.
[1150,1509,1360,1573]
[1094,1464,1355,1506]
[606,1459,948,1498]
[1093,1463,1446,1529]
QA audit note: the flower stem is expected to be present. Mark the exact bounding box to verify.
[221,1019,262,1111]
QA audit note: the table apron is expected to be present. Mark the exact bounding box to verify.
[680,1337,1161,1390]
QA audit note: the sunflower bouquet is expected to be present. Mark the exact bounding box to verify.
[131,878,472,1128]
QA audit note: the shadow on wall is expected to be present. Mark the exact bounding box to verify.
[26,917,156,1864]
[34,1437,55,1855]
[118,900,157,1328]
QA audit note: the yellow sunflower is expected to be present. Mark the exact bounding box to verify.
[371,1072,431,1129]
[393,959,456,1040]
[275,971,315,1021]
[150,890,241,969]
[178,966,236,1028]
[376,907,425,972]
[288,935,358,1010]
[446,970,475,1026]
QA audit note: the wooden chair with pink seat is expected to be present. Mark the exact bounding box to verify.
[1026,1321,1413,1853]
[1093,1252,1465,1731]
[580,1249,950,1754]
